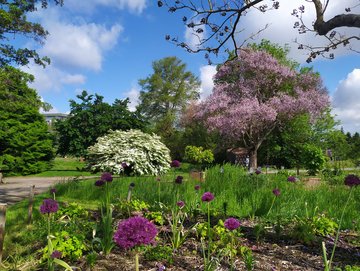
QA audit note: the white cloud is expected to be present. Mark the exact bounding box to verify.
[199,65,217,100]
[332,69,360,133]
[22,64,86,93]
[42,22,122,71]
[236,0,360,62]
[125,87,140,111]
[65,0,146,14]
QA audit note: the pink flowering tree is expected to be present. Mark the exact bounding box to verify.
[197,49,330,169]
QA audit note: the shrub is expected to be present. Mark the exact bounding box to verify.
[184,145,214,170]
[87,129,171,176]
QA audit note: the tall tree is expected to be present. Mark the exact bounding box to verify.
[0,0,63,67]
[197,48,329,169]
[159,0,360,62]
[137,56,200,156]
[0,66,55,175]
[55,91,147,157]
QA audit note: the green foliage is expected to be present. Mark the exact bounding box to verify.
[42,231,87,261]
[144,245,174,264]
[116,199,150,218]
[137,56,200,157]
[184,145,214,169]
[55,91,146,157]
[0,66,55,175]
[0,1,63,67]
[239,246,255,271]
[302,144,326,175]
[87,129,171,176]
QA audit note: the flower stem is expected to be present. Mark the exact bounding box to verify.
[135,252,139,271]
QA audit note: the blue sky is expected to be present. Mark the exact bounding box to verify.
[14,0,360,133]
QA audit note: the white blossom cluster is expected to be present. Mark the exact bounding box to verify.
[87,129,171,176]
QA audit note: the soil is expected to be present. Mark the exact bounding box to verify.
[77,218,360,271]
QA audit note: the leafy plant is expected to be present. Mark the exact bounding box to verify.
[144,245,174,264]
[87,129,171,176]
[184,145,214,170]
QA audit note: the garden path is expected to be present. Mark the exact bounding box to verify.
[0,176,96,205]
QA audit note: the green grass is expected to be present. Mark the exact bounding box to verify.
[29,157,97,177]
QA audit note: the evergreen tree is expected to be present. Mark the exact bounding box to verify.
[0,66,55,175]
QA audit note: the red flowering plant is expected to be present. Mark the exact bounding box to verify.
[114,216,157,271]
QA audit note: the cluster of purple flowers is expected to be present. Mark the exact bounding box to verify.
[175,175,183,184]
[176,201,185,208]
[50,250,62,259]
[287,176,296,183]
[114,216,157,249]
[272,188,281,197]
[95,172,113,186]
[201,191,214,202]
[170,160,181,168]
[344,174,360,187]
[224,217,241,231]
[40,198,59,214]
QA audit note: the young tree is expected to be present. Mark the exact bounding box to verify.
[0,0,63,67]
[55,91,146,157]
[0,66,55,175]
[137,56,200,156]
[159,0,360,62]
[197,48,329,169]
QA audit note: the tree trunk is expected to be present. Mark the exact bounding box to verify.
[249,148,258,170]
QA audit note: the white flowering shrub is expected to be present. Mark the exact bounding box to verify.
[86,129,171,176]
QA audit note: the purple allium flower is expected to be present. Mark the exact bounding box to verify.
[40,198,59,214]
[95,179,105,187]
[170,160,181,168]
[50,188,56,194]
[272,188,281,197]
[156,263,166,271]
[287,176,296,183]
[114,216,158,249]
[156,177,161,182]
[344,174,360,187]
[201,191,214,202]
[101,172,113,182]
[176,201,185,208]
[224,217,241,231]
[121,162,128,168]
[129,182,135,188]
[175,175,183,184]
[255,169,261,175]
[194,184,201,191]
[51,250,62,259]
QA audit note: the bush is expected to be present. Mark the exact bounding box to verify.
[86,129,171,176]
[184,145,214,170]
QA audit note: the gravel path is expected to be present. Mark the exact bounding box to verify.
[0,176,96,205]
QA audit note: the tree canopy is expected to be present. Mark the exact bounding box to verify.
[159,0,360,62]
[197,48,330,168]
[0,66,55,174]
[0,0,63,67]
[55,90,147,158]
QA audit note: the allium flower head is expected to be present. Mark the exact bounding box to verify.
[51,250,62,259]
[121,162,128,168]
[255,169,261,175]
[50,188,56,194]
[175,175,183,184]
[156,177,161,182]
[129,182,135,188]
[272,188,281,197]
[101,172,113,182]
[194,184,201,191]
[287,176,296,183]
[176,201,185,208]
[201,191,214,202]
[344,174,360,187]
[224,217,241,231]
[114,216,158,249]
[95,179,105,186]
[170,160,181,168]
[40,198,59,214]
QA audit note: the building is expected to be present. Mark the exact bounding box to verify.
[42,113,69,125]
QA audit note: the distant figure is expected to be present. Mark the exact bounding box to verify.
[0,172,3,184]
[245,156,250,168]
